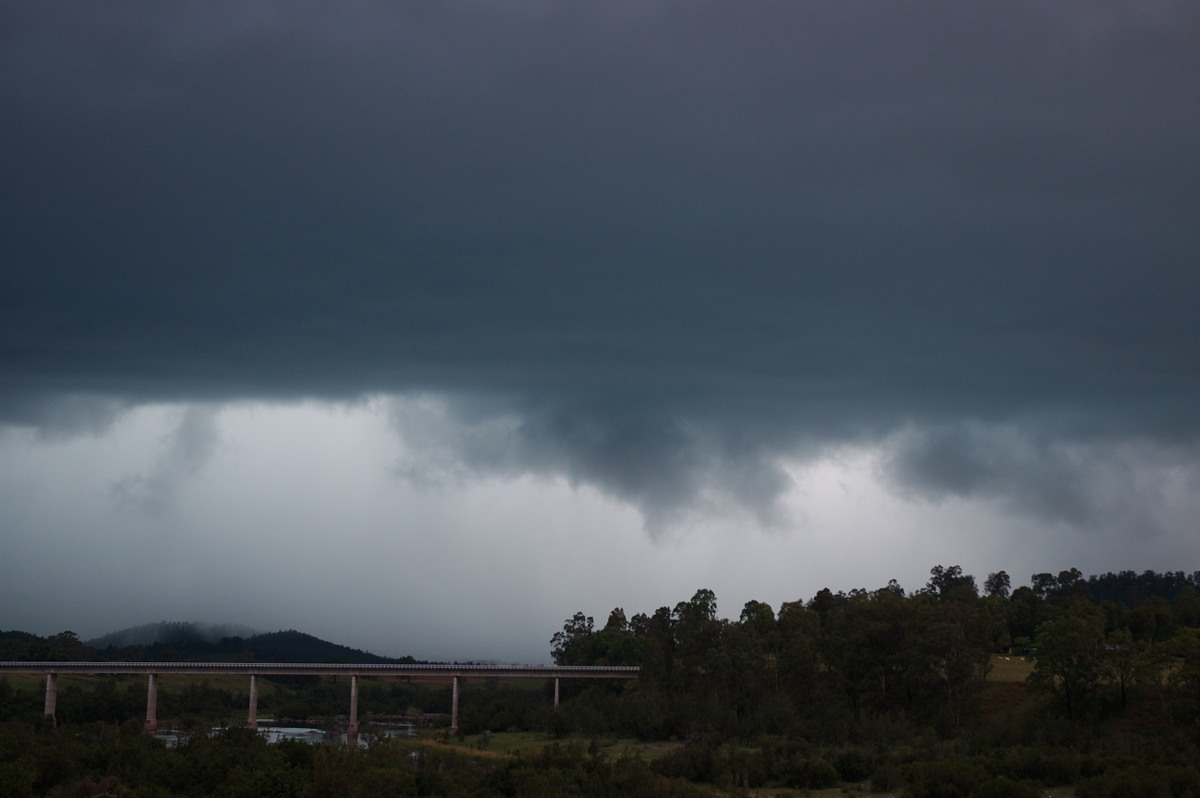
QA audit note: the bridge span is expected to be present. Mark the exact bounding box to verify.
[0,661,640,743]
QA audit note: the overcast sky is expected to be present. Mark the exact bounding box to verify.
[2,1,1198,663]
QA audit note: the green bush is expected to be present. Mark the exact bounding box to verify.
[900,757,989,798]
[788,755,839,789]
[999,746,1081,785]
[833,746,873,781]
[650,739,716,782]
[971,775,1042,798]
[0,760,36,798]
[1076,763,1200,798]
[871,761,902,792]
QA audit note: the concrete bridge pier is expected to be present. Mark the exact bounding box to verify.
[144,674,158,733]
[43,673,57,726]
[450,676,459,734]
[554,677,560,710]
[247,675,258,731]
[347,675,359,747]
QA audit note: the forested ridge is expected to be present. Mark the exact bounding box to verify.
[0,626,415,666]
[542,566,1200,795]
[2,566,1199,797]
[551,566,1200,731]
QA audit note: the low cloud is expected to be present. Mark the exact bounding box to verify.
[387,395,793,532]
[386,398,1200,540]
[882,423,1200,537]
[112,405,221,513]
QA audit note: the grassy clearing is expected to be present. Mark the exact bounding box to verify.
[2,673,52,691]
[671,781,1075,798]
[748,787,1080,792]
[429,725,1083,798]
[594,737,686,760]
[750,790,890,797]
[428,730,686,762]
[987,654,1033,682]
[3,672,255,694]
[157,673,253,693]
[3,672,112,692]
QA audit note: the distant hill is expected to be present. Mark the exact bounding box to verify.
[80,622,414,664]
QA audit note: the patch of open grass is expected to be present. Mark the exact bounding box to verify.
[157,673,254,693]
[464,730,555,754]
[3,671,256,695]
[987,654,1033,682]
[428,730,687,762]
[2,673,53,692]
[595,737,685,760]
[737,788,895,797]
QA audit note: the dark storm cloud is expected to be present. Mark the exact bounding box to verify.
[2,1,1199,524]
[387,395,792,529]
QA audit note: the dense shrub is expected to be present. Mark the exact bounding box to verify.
[871,761,902,792]
[1076,763,1200,798]
[713,745,767,790]
[650,740,716,782]
[833,745,874,781]
[999,746,1081,785]
[900,757,990,798]
[972,775,1042,798]
[787,755,839,789]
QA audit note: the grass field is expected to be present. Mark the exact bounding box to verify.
[987,654,1034,682]
[426,729,686,761]
[3,672,254,693]
[430,732,1081,798]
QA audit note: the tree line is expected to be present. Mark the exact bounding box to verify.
[544,566,1200,794]
[553,566,1199,732]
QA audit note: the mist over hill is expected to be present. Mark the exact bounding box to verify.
[86,622,260,651]
[82,622,415,664]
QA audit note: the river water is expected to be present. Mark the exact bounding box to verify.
[156,720,416,747]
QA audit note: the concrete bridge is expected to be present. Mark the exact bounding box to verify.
[0,661,639,744]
